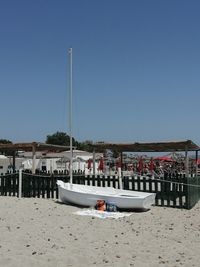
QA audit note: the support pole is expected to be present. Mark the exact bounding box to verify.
[185,147,189,178]
[12,151,16,173]
[18,169,22,198]
[69,48,73,185]
[118,167,122,189]
[118,152,123,189]
[32,145,36,174]
[93,150,96,176]
[195,150,198,177]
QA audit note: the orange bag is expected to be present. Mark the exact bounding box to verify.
[96,200,106,211]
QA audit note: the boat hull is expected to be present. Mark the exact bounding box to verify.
[57,181,156,210]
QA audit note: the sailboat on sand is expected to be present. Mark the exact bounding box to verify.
[57,48,156,210]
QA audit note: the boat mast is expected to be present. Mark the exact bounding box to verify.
[69,48,73,184]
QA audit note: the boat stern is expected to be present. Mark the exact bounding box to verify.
[143,193,156,210]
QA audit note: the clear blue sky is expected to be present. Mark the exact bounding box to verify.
[1,0,200,145]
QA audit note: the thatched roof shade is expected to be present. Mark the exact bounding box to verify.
[91,140,199,153]
[0,142,70,152]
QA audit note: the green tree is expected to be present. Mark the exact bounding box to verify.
[78,140,94,152]
[45,131,78,148]
[0,139,13,156]
[0,139,12,144]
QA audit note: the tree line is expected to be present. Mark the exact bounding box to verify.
[0,131,94,155]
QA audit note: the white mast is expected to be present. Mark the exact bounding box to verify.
[68,48,73,185]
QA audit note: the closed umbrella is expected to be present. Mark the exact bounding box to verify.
[116,158,122,169]
[138,157,143,173]
[98,158,104,171]
[87,159,92,170]
[149,157,154,173]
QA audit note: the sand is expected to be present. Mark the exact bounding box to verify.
[0,197,200,267]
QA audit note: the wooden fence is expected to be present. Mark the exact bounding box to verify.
[0,172,200,209]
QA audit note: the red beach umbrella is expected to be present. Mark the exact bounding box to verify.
[87,159,92,169]
[154,156,173,162]
[149,157,154,172]
[116,158,122,169]
[98,158,104,171]
[138,157,143,173]
[196,159,200,165]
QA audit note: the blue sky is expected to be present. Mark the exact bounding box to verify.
[0,0,200,145]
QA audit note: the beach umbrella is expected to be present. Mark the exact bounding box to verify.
[98,158,104,171]
[196,159,200,165]
[87,158,92,169]
[138,157,143,173]
[116,158,122,169]
[148,157,154,172]
[154,156,173,162]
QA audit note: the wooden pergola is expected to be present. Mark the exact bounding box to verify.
[91,140,199,153]
[0,142,70,174]
[91,140,200,176]
[0,140,199,175]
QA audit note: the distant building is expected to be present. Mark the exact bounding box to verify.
[0,155,24,175]
[0,150,103,175]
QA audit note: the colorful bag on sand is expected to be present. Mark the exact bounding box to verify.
[95,200,106,211]
[106,202,117,212]
[95,200,117,212]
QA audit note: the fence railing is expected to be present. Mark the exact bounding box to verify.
[0,172,200,209]
[0,173,19,197]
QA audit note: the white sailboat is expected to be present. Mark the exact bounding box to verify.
[57,48,156,210]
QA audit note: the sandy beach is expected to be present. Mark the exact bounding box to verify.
[0,197,200,267]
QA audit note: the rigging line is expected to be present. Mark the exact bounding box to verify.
[150,177,200,188]
[0,173,19,178]
[21,172,62,178]
[130,173,200,188]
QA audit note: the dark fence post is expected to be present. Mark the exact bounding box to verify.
[97,175,101,187]
[32,175,36,198]
[51,175,54,198]
[198,175,200,201]
[143,176,146,192]
[177,173,182,208]
[46,177,50,198]
[102,175,106,187]
[41,176,45,198]
[86,175,91,186]
[22,174,27,197]
[131,176,135,191]
[0,176,4,195]
[107,175,111,188]
[185,174,199,210]
[138,175,142,191]
[92,175,96,186]
[56,176,59,199]
[37,175,41,198]
[123,176,129,190]
[154,178,159,206]
[112,176,116,189]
